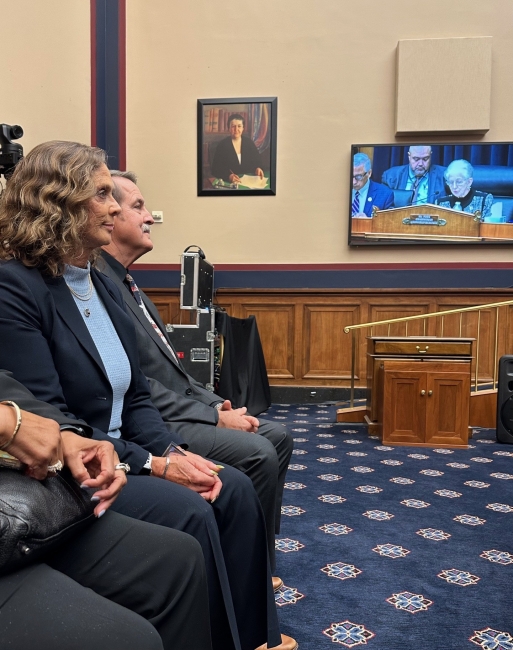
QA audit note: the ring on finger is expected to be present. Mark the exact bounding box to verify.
[47,460,64,473]
[114,462,130,474]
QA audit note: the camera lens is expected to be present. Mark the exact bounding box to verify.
[10,125,23,140]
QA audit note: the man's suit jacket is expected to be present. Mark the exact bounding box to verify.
[381,164,447,204]
[0,259,183,473]
[360,180,395,216]
[0,369,92,435]
[98,252,221,429]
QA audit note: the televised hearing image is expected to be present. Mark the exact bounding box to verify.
[349,143,513,246]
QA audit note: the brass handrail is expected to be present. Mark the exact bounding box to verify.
[343,299,513,333]
[344,298,513,408]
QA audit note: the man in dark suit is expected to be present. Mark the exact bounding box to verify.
[99,171,293,584]
[352,152,394,217]
[381,145,446,205]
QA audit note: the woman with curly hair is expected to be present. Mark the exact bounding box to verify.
[0,141,293,650]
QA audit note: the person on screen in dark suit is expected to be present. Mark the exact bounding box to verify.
[99,170,293,591]
[352,152,394,217]
[381,145,446,205]
[211,113,264,184]
[435,159,493,220]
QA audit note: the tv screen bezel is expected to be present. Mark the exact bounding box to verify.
[348,141,513,247]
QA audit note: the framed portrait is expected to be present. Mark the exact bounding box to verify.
[197,97,277,196]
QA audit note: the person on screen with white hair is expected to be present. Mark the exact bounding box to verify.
[436,159,493,220]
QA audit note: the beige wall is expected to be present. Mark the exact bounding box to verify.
[126,0,513,266]
[3,1,512,266]
[1,0,90,153]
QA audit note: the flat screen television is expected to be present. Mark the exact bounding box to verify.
[348,142,513,246]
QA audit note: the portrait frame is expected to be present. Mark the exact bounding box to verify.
[197,96,277,196]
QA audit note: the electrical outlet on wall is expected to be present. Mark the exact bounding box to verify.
[152,211,163,223]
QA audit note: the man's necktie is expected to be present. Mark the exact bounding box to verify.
[352,190,360,216]
[125,273,178,362]
[411,178,421,204]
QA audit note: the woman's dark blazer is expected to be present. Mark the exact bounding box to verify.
[211,136,262,182]
[0,260,184,473]
[0,369,92,434]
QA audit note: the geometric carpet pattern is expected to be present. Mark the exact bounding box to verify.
[262,403,513,649]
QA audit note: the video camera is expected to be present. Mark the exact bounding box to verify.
[0,124,24,178]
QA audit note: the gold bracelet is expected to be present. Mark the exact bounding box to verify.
[0,401,22,451]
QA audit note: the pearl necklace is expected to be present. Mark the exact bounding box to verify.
[66,274,93,316]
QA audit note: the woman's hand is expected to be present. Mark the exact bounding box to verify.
[151,451,222,502]
[0,405,62,480]
[60,430,127,516]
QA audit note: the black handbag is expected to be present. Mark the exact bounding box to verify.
[0,467,96,575]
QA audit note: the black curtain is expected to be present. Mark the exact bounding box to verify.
[369,143,513,182]
[215,312,271,416]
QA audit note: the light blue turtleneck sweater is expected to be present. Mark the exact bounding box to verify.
[63,263,131,438]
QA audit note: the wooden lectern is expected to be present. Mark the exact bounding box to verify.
[351,204,482,242]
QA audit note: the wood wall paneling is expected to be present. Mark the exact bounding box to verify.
[240,304,296,379]
[367,303,432,337]
[152,296,180,326]
[302,304,361,380]
[142,288,513,389]
[437,305,497,384]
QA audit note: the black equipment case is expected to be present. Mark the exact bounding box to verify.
[180,246,214,310]
[166,309,217,391]
[166,246,217,390]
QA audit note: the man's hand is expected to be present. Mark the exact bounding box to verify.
[216,400,259,433]
[60,430,127,517]
[151,450,222,502]
[255,167,264,179]
[0,406,62,481]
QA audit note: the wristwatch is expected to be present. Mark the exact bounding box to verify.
[59,424,87,437]
[140,453,153,475]
[214,403,223,411]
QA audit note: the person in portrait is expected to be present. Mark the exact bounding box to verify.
[352,152,394,218]
[435,159,493,220]
[381,145,446,205]
[211,113,264,184]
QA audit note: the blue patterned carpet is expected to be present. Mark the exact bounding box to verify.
[262,403,513,650]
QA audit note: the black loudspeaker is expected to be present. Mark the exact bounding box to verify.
[497,355,513,443]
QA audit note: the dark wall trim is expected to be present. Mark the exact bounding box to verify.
[129,264,513,290]
[132,262,513,271]
[90,0,126,169]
